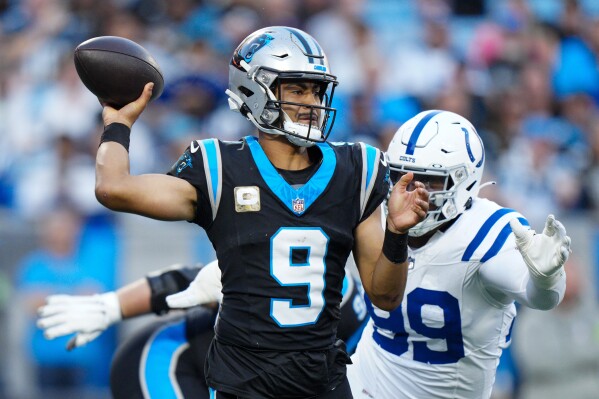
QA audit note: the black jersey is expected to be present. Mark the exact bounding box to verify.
[168,136,388,352]
[116,263,368,398]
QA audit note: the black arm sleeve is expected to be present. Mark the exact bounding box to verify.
[166,144,214,228]
[146,264,202,315]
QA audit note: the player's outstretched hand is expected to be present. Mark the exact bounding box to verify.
[166,260,223,309]
[386,172,429,234]
[510,214,571,279]
[102,82,154,129]
[37,292,122,351]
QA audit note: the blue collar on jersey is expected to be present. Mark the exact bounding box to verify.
[245,136,336,216]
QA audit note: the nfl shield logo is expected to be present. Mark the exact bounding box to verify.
[292,198,305,213]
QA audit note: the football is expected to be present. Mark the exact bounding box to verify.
[74,36,164,108]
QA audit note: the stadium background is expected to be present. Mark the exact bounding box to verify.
[1,0,599,398]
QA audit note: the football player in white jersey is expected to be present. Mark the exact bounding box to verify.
[347,110,571,399]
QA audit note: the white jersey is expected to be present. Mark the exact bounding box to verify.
[348,198,566,399]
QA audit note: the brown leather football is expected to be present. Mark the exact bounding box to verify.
[74,36,164,108]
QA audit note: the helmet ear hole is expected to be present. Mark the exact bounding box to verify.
[238,86,254,98]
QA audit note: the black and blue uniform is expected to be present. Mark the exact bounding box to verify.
[110,265,370,399]
[163,136,387,397]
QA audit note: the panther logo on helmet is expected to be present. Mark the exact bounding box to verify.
[233,33,274,65]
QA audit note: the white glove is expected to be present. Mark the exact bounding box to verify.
[37,292,122,350]
[510,214,571,288]
[166,260,223,308]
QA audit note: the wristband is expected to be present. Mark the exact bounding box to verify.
[100,123,131,152]
[146,275,170,315]
[382,226,408,264]
[146,265,201,315]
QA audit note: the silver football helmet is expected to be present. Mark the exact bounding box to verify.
[226,26,338,147]
[386,110,485,237]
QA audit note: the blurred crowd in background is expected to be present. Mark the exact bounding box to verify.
[1,0,599,398]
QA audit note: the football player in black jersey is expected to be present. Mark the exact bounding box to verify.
[94,26,428,398]
[38,261,370,399]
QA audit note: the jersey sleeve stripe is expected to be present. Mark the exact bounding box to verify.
[198,139,222,221]
[480,216,529,262]
[480,222,512,263]
[462,208,517,261]
[359,143,381,219]
[140,320,189,399]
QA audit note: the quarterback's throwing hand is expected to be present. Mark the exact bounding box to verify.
[102,82,154,129]
[510,215,571,279]
[386,172,429,234]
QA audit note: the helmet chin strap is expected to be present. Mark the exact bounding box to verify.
[281,112,321,147]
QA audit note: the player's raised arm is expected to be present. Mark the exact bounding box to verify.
[354,172,429,311]
[95,83,197,221]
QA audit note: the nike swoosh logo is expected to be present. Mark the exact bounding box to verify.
[190,140,200,153]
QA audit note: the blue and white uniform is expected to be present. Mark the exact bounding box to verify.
[348,198,566,399]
